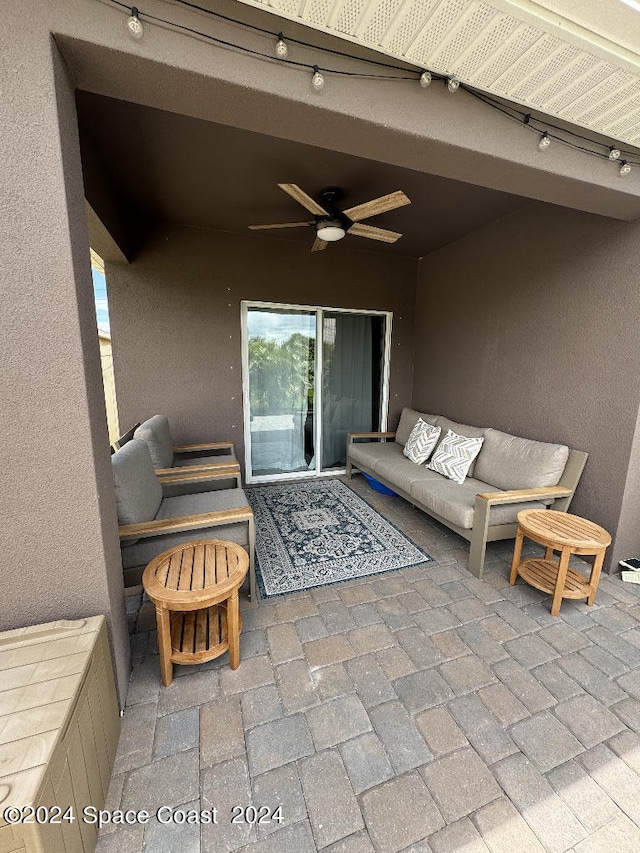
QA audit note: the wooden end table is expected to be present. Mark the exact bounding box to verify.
[510,510,611,616]
[143,538,249,686]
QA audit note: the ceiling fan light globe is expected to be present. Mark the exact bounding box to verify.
[316,223,345,242]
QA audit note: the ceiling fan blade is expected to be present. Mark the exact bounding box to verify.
[312,237,328,252]
[348,223,402,243]
[278,183,329,216]
[343,190,411,222]
[248,222,313,230]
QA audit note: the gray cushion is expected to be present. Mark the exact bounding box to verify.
[157,487,249,520]
[120,523,249,569]
[135,415,174,469]
[474,428,569,490]
[111,440,163,525]
[433,416,486,477]
[348,440,398,472]
[375,449,444,493]
[409,475,549,529]
[395,408,440,446]
[121,487,250,570]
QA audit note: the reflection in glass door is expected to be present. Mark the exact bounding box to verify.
[245,307,316,478]
[243,303,390,482]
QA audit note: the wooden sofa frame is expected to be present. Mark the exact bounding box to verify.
[346,431,588,579]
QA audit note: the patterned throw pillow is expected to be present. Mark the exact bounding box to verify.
[427,429,484,484]
[403,419,441,465]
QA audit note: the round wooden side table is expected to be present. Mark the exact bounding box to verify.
[510,510,611,616]
[143,538,249,686]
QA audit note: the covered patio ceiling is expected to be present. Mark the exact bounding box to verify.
[69,0,640,264]
[77,90,529,259]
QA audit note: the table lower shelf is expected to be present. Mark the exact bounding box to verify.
[516,558,592,599]
[169,604,243,665]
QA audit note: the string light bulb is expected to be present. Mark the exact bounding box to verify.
[311,66,325,91]
[538,132,551,151]
[126,7,143,40]
[620,160,632,176]
[275,33,288,59]
[608,146,621,160]
[447,78,460,92]
[420,71,432,88]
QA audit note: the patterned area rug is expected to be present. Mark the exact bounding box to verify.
[246,479,432,597]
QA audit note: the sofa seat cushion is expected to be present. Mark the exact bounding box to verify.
[376,451,445,495]
[173,452,238,467]
[349,440,399,472]
[409,476,549,529]
[395,408,440,446]
[474,428,569,490]
[121,488,250,570]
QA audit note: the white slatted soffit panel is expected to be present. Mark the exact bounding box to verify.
[238,0,640,149]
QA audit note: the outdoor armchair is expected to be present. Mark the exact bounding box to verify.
[134,414,237,470]
[112,439,256,601]
[134,414,240,494]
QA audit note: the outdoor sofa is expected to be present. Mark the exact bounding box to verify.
[347,407,588,578]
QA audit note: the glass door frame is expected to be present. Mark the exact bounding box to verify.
[241,300,392,484]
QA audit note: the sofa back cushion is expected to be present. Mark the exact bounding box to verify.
[395,408,439,446]
[474,428,570,490]
[135,415,174,469]
[111,439,163,525]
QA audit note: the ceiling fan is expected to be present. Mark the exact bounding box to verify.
[248,184,411,252]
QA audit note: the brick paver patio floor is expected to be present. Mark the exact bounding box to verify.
[96,475,640,852]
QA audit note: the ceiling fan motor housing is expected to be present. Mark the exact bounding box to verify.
[315,186,352,232]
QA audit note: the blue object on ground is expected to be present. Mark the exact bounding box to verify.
[363,472,398,496]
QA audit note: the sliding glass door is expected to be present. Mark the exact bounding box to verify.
[242,302,390,483]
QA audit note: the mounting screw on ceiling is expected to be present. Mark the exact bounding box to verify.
[312,66,325,91]
[420,71,432,88]
[275,33,288,59]
[126,7,143,40]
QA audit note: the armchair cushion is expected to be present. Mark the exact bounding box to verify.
[134,415,174,469]
[111,440,163,525]
[474,428,569,490]
[120,488,251,569]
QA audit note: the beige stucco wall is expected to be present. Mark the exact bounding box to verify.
[99,335,120,444]
[1,33,130,699]
[414,202,640,569]
[107,225,418,468]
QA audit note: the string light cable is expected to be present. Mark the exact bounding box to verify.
[109,0,640,169]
